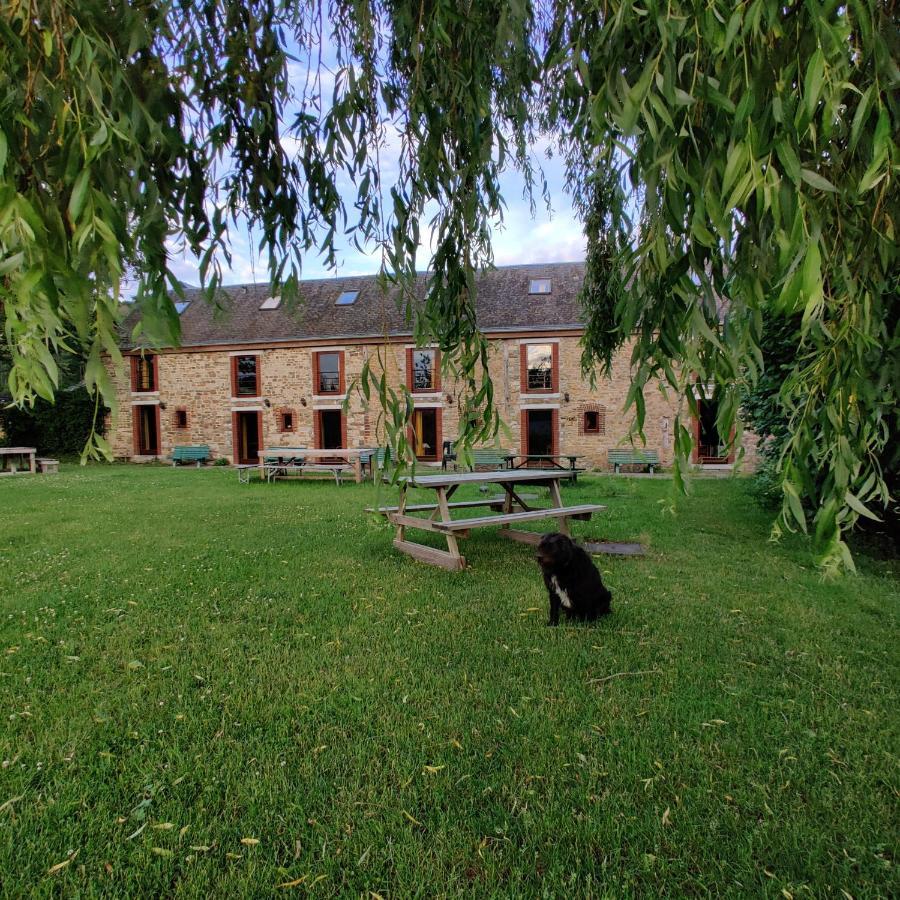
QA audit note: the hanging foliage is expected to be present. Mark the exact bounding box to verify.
[0,0,896,569]
[543,0,898,570]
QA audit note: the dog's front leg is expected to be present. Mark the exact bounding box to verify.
[547,587,561,626]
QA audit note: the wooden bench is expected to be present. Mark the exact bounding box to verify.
[36,458,59,474]
[303,463,351,486]
[608,449,660,474]
[428,503,604,538]
[171,445,211,467]
[267,461,350,486]
[368,496,514,515]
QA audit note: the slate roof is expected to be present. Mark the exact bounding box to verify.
[127,261,587,349]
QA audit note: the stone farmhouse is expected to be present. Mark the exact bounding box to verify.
[108,261,756,470]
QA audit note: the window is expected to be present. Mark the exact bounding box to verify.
[259,295,281,310]
[408,348,439,392]
[582,408,606,435]
[174,301,189,315]
[523,343,555,392]
[174,408,188,429]
[131,355,157,392]
[336,290,358,305]
[279,409,295,433]
[315,351,343,394]
[232,355,260,397]
[529,278,551,294]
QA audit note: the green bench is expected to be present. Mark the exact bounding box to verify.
[361,448,393,478]
[608,448,660,474]
[171,445,211,467]
[460,448,512,471]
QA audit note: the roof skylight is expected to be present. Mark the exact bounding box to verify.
[336,290,359,306]
[259,295,282,310]
[528,278,552,295]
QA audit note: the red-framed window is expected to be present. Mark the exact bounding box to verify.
[174,408,188,429]
[406,348,441,393]
[581,405,606,435]
[313,351,344,395]
[231,354,261,397]
[519,343,558,394]
[130,354,158,392]
[277,408,296,433]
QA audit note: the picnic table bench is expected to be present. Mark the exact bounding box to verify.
[171,445,211,466]
[257,447,373,484]
[0,447,37,475]
[608,448,660,474]
[235,464,259,483]
[504,453,586,482]
[380,469,605,571]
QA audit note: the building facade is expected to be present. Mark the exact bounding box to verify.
[107,262,757,470]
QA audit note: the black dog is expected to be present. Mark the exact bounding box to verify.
[536,532,612,626]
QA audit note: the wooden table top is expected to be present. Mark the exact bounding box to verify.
[258,448,374,458]
[0,447,36,454]
[505,453,584,460]
[394,469,576,489]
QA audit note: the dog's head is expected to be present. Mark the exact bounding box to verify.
[536,532,575,573]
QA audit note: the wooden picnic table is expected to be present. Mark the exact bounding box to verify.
[0,447,37,476]
[380,469,605,571]
[257,447,374,484]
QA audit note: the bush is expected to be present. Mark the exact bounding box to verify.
[0,387,104,457]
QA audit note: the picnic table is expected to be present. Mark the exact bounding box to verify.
[257,447,374,484]
[379,469,605,571]
[0,447,37,475]
[503,453,585,481]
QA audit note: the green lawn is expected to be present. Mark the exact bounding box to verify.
[0,466,897,897]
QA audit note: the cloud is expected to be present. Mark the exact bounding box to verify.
[493,214,586,267]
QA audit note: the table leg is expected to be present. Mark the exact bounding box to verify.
[29,452,36,474]
[548,479,570,536]
[502,484,532,512]
[392,485,466,570]
[353,455,362,483]
[394,483,407,542]
[436,486,465,567]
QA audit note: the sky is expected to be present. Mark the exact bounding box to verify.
[162,35,587,290]
[164,143,587,289]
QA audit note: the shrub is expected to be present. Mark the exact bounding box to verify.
[0,387,105,457]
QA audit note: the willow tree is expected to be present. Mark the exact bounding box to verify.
[1,1,896,570]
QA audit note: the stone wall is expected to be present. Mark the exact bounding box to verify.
[106,335,759,471]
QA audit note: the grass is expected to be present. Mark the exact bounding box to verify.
[0,465,897,897]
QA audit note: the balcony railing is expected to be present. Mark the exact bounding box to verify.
[527,369,552,391]
[318,373,340,393]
